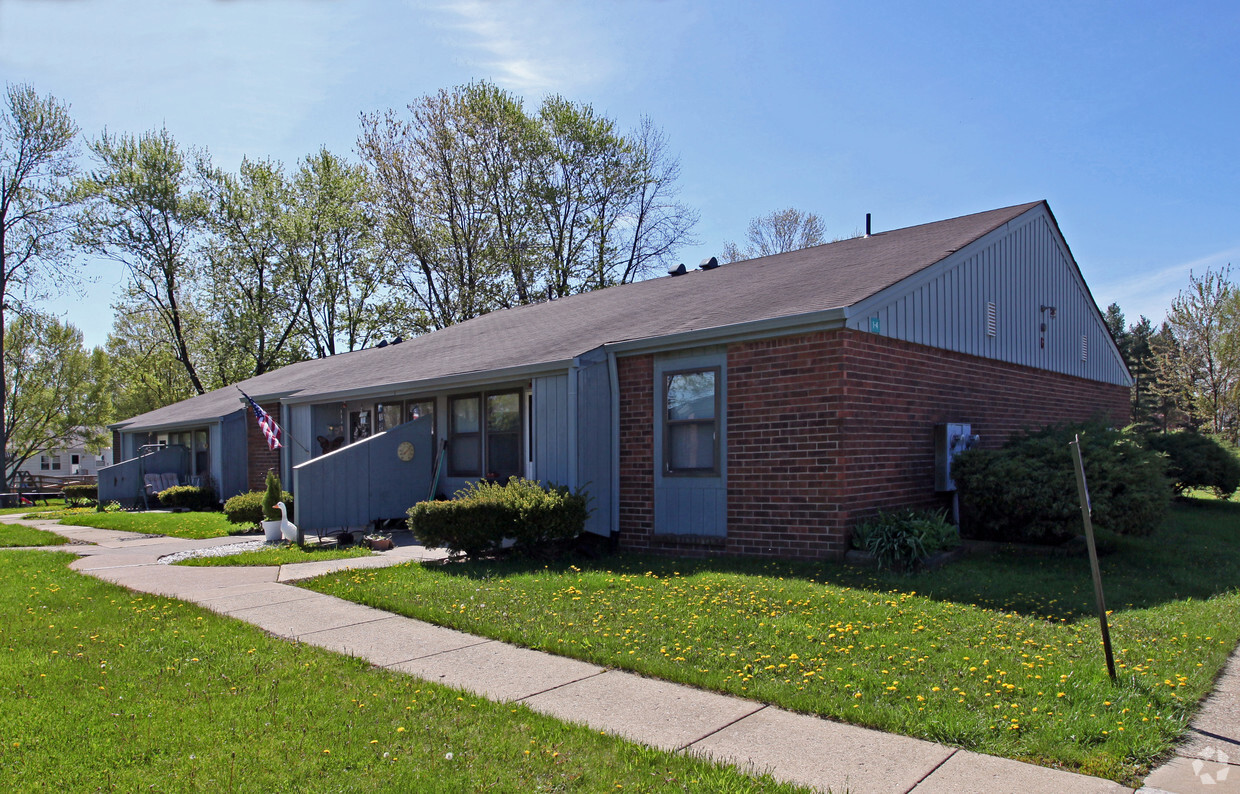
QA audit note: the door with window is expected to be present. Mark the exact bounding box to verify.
[653,351,726,537]
[448,390,523,483]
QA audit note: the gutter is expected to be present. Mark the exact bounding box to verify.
[279,360,576,406]
[602,306,850,357]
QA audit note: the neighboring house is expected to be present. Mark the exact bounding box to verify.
[12,433,112,486]
[102,201,1131,559]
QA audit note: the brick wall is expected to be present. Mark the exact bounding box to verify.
[616,328,1131,560]
[245,400,281,492]
[617,355,655,547]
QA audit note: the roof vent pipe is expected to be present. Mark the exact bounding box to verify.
[667,263,687,277]
[698,256,719,270]
[865,213,872,237]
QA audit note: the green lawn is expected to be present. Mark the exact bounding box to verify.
[176,543,374,567]
[0,522,68,547]
[0,499,72,516]
[58,510,239,539]
[302,498,1240,785]
[0,550,801,792]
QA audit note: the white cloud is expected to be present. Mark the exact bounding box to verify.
[429,0,614,95]
[1093,244,1240,324]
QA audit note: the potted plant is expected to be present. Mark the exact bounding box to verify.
[364,531,393,551]
[260,470,284,542]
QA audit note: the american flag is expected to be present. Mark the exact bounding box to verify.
[240,390,282,451]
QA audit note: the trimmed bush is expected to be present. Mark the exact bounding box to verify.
[156,485,216,511]
[408,477,588,558]
[851,509,959,573]
[1144,431,1240,497]
[224,489,293,529]
[62,484,98,507]
[952,422,1169,543]
[262,470,282,522]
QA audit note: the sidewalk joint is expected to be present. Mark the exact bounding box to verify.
[674,704,769,753]
[903,747,958,793]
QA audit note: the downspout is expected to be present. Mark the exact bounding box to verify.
[281,402,293,498]
[607,349,620,537]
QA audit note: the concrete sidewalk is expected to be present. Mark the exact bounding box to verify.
[10,516,1237,793]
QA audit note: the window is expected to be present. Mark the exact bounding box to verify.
[40,455,50,471]
[448,391,523,479]
[349,410,372,443]
[449,396,481,476]
[664,368,719,475]
[376,402,403,432]
[71,454,80,466]
[486,392,521,481]
[51,455,61,471]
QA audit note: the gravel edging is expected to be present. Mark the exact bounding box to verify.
[158,539,275,565]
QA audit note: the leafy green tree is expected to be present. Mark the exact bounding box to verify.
[289,148,407,355]
[1105,303,1163,430]
[76,127,210,394]
[199,156,308,381]
[720,207,829,263]
[0,83,81,490]
[1156,267,1240,440]
[105,300,198,419]
[4,313,111,486]
[359,82,697,330]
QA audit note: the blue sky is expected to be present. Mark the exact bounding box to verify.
[3,0,1237,348]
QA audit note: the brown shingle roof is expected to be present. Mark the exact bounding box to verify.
[114,201,1042,430]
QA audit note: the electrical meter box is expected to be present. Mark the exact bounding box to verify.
[935,423,979,492]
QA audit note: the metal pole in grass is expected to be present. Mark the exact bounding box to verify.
[1070,433,1117,680]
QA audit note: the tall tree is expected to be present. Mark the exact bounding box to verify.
[200,156,308,381]
[1157,267,1240,439]
[1106,302,1165,431]
[0,84,80,491]
[720,207,828,263]
[76,128,209,394]
[290,148,408,356]
[4,313,110,486]
[360,86,505,331]
[360,82,698,329]
[106,300,197,419]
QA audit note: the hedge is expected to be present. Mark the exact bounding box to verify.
[408,477,588,558]
[157,485,217,511]
[62,484,98,507]
[1144,431,1240,497]
[224,490,293,529]
[952,422,1169,543]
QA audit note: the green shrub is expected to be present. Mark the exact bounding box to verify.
[1144,431,1240,497]
[224,489,293,529]
[952,422,1169,543]
[851,509,959,573]
[262,470,282,522]
[62,484,97,507]
[408,477,588,558]
[156,485,216,511]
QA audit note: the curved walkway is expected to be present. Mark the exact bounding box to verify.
[9,515,1237,793]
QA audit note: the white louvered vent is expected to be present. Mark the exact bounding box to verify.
[986,302,997,337]
[1082,334,1088,361]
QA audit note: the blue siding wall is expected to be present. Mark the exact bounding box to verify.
[293,417,434,536]
[98,446,190,508]
[219,411,249,501]
[849,205,1131,386]
[575,349,613,537]
[533,373,571,486]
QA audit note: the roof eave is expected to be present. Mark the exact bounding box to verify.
[605,306,851,356]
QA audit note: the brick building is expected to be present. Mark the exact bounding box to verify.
[103,201,1131,558]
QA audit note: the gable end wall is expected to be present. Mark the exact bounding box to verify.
[616,329,1130,560]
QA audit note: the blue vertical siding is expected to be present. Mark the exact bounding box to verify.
[575,348,613,537]
[533,373,571,486]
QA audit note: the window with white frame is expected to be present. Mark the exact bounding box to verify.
[663,368,720,475]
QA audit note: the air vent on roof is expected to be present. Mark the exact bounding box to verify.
[392,336,403,345]
[377,339,388,348]
[698,256,719,270]
[865,213,872,237]
[667,263,687,277]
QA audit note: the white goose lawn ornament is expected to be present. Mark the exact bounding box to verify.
[276,501,298,543]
